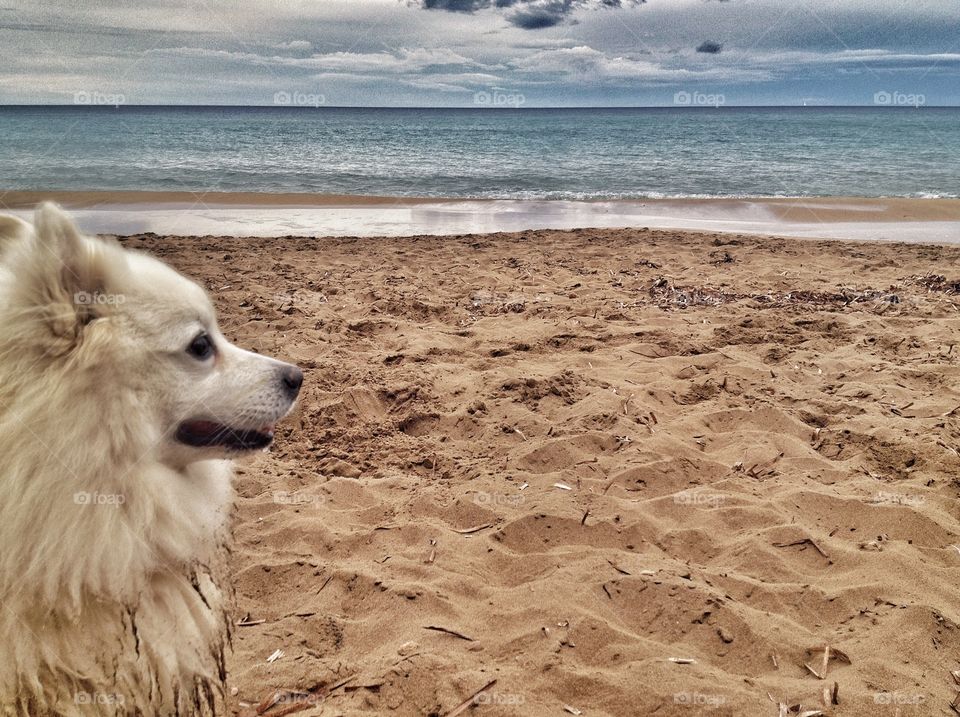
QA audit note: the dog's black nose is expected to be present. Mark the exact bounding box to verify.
[280,365,303,399]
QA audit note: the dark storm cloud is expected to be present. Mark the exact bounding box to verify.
[696,40,723,54]
[510,3,571,29]
[417,0,643,30]
[421,0,487,10]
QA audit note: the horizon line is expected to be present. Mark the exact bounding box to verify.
[1,103,957,109]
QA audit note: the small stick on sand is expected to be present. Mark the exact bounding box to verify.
[806,645,850,665]
[424,625,475,641]
[452,523,493,535]
[773,538,830,560]
[268,704,313,717]
[607,559,630,575]
[441,679,497,717]
[802,645,850,679]
[237,613,266,627]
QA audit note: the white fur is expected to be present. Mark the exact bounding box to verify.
[0,205,300,716]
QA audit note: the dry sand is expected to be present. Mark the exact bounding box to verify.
[124,227,960,716]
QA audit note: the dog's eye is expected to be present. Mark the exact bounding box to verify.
[186,333,215,360]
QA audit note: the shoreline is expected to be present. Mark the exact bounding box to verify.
[3,191,960,244]
[2,190,960,222]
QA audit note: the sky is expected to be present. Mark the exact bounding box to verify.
[1,0,958,106]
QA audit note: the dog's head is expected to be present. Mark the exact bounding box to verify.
[0,203,302,466]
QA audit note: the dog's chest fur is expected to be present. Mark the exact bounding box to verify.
[0,459,235,717]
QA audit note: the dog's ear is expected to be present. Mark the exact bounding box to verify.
[14,203,113,337]
[0,213,31,243]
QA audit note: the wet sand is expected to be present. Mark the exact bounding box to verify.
[4,191,960,243]
[3,190,959,221]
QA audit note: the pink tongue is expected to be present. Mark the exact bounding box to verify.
[185,421,275,437]
[186,420,222,437]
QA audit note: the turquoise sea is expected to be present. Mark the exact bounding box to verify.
[0,106,957,198]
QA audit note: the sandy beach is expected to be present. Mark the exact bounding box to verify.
[120,226,960,716]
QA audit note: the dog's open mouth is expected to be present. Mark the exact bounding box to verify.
[175,420,276,451]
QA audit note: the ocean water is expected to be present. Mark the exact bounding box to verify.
[0,106,957,199]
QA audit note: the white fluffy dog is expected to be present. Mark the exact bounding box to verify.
[0,205,302,715]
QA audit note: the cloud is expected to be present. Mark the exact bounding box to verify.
[510,3,571,29]
[510,44,769,83]
[149,45,480,75]
[421,0,486,9]
[2,0,959,105]
[274,40,312,52]
[696,41,723,54]
[416,0,644,30]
